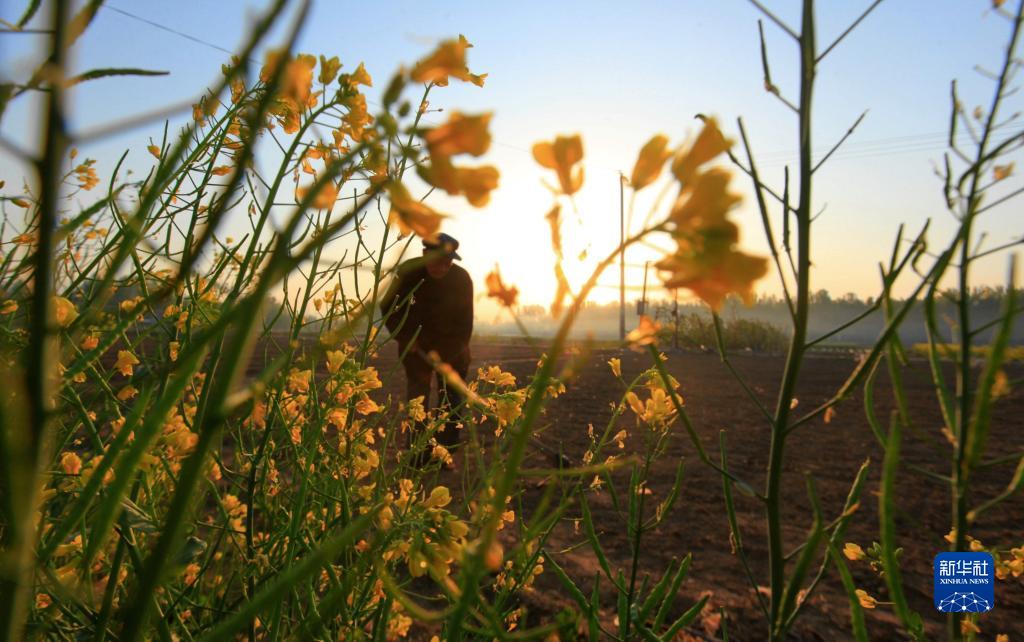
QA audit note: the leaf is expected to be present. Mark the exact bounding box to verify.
[968,455,1024,521]
[66,67,169,87]
[579,491,620,589]
[827,539,869,642]
[879,413,923,638]
[661,593,710,639]
[544,551,589,611]
[66,0,102,48]
[0,82,14,123]
[17,0,42,28]
[588,573,602,640]
[779,479,825,625]
[966,260,1018,470]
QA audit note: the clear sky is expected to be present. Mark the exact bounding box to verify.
[2,1,1021,314]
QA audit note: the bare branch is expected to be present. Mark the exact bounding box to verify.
[747,0,799,40]
[0,134,33,163]
[978,185,1024,214]
[736,117,797,319]
[817,0,886,63]
[758,20,798,113]
[812,110,868,173]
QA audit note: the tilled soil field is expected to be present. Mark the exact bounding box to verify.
[369,341,1024,641]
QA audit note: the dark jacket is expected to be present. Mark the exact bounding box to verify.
[380,259,473,358]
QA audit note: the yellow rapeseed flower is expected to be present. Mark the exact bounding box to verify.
[532,135,584,195]
[61,452,82,475]
[411,35,478,86]
[424,112,492,158]
[432,443,452,465]
[452,165,499,206]
[485,267,519,307]
[631,134,672,190]
[326,349,346,374]
[53,296,77,327]
[355,397,380,415]
[671,117,733,186]
[114,350,139,377]
[843,542,865,561]
[625,392,645,416]
[295,181,339,210]
[612,430,627,449]
[407,396,427,422]
[356,366,382,391]
[655,248,767,312]
[387,182,445,241]
[993,162,1014,181]
[318,55,341,85]
[274,52,316,107]
[326,407,348,431]
[347,62,372,88]
[477,365,516,387]
[608,357,622,378]
[669,168,742,234]
[494,395,523,427]
[423,486,451,509]
[74,160,99,190]
[855,589,877,609]
[484,540,504,571]
[625,315,660,351]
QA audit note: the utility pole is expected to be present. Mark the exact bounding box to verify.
[619,172,626,341]
[673,288,680,350]
[640,260,650,316]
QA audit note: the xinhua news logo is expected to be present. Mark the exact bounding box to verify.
[934,552,994,613]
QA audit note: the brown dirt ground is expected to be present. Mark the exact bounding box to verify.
[370,341,1024,641]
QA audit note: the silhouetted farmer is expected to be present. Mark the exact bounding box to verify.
[380,233,473,454]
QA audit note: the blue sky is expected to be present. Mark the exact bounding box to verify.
[1,0,1020,309]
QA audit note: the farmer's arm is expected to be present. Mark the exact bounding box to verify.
[453,271,474,347]
[380,267,418,344]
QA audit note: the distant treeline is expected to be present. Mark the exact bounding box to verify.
[96,282,1021,347]
[477,288,1024,347]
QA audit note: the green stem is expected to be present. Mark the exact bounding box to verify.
[0,4,67,639]
[950,11,1023,642]
[623,450,653,636]
[766,3,814,638]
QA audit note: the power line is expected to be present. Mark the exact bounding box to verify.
[99,5,1024,174]
[753,125,1024,166]
[103,4,259,64]
[100,4,626,174]
[755,129,953,160]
